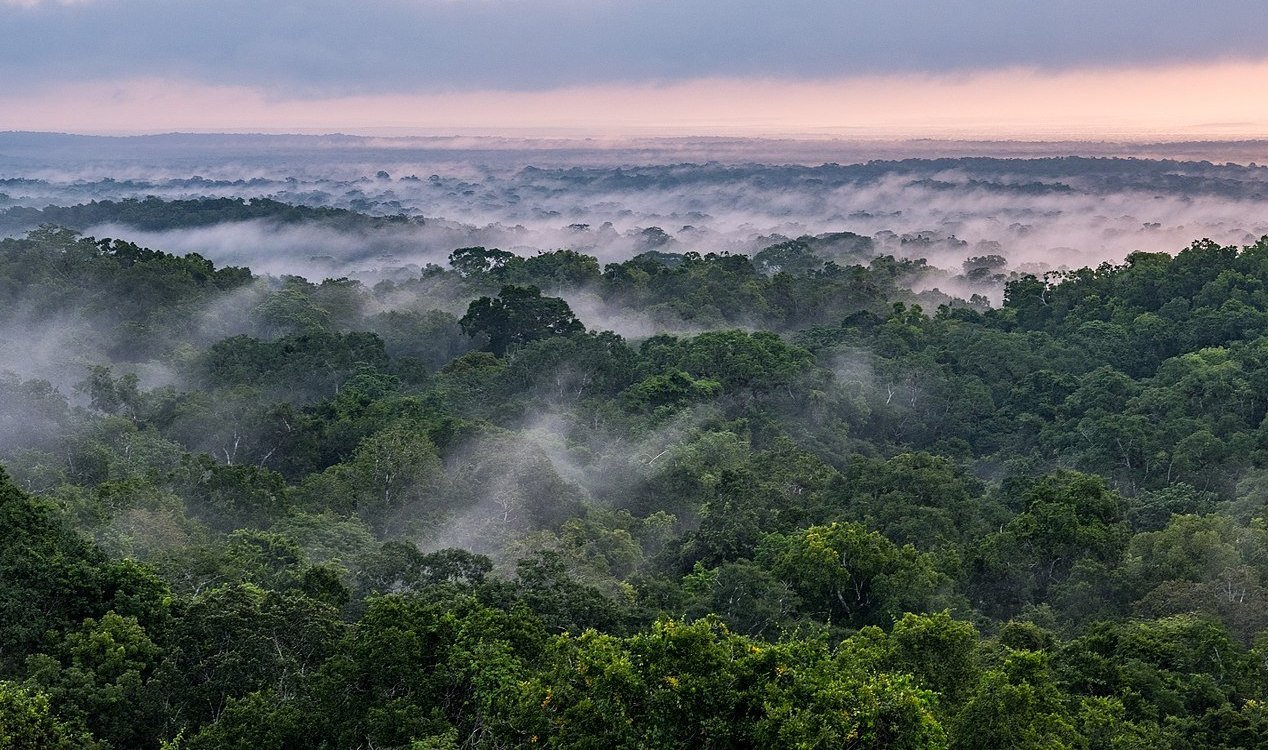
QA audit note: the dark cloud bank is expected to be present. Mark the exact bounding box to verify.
[1,0,1266,94]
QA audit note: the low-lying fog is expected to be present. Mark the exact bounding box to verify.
[4,133,1268,289]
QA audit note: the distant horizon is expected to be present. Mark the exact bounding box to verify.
[6,1,1266,146]
[3,62,1268,145]
[10,129,1268,143]
[6,129,1268,170]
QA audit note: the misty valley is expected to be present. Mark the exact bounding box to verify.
[9,138,1268,748]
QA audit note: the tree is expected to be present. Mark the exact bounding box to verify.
[1056,615,1257,724]
[639,330,814,392]
[171,456,291,530]
[0,681,92,750]
[949,650,1073,750]
[758,522,944,627]
[310,594,543,749]
[1121,514,1268,641]
[459,285,585,356]
[448,246,517,279]
[77,366,142,419]
[24,612,165,749]
[292,422,446,527]
[511,551,629,634]
[886,611,980,706]
[169,584,343,729]
[967,472,1128,619]
[0,466,168,674]
[834,452,997,549]
[621,368,721,413]
[682,561,801,639]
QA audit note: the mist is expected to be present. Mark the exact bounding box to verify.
[5,134,1268,298]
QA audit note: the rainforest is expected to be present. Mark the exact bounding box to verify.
[6,182,1268,747]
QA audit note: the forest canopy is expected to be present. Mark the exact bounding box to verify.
[5,222,1268,748]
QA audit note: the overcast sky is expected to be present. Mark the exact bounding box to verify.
[3,0,1267,135]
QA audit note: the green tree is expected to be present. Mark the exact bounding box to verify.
[25,612,165,749]
[949,650,1073,750]
[0,467,168,674]
[0,681,93,750]
[758,522,944,627]
[460,285,585,356]
[968,472,1128,619]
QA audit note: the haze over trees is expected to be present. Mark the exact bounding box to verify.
[8,201,1268,747]
[5,142,1268,289]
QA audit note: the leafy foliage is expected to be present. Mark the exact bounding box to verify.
[7,225,1268,746]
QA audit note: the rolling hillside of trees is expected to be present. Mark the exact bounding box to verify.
[6,224,1268,747]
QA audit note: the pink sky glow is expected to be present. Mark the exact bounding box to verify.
[5,59,1268,139]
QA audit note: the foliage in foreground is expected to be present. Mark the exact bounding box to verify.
[5,227,1268,747]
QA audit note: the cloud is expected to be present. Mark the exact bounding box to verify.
[0,0,1266,97]
[6,60,1268,138]
[0,0,93,7]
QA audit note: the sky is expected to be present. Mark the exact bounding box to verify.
[2,0,1268,137]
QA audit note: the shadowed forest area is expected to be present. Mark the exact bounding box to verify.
[7,215,1268,748]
